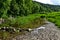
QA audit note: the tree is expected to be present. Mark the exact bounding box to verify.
[0,0,12,17]
[32,2,40,13]
[7,0,19,17]
[8,0,33,16]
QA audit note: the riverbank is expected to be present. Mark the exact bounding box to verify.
[12,21,60,40]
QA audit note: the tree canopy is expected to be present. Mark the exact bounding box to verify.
[0,0,60,17]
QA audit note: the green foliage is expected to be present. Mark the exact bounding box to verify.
[32,2,40,13]
[7,0,19,17]
[7,0,33,16]
[0,14,45,28]
[1,0,60,39]
[33,1,60,13]
[46,12,60,28]
[1,0,60,17]
[0,0,12,17]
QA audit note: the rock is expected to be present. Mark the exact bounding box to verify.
[28,28,33,31]
[37,26,45,30]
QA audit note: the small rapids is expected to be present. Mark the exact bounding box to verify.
[31,26,45,35]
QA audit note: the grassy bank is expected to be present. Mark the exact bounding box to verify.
[0,12,60,40]
[46,12,60,28]
[1,12,60,40]
[0,14,46,40]
[0,14,45,29]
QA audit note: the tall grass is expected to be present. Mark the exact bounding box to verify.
[46,12,60,28]
[0,13,46,40]
[0,14,46,28]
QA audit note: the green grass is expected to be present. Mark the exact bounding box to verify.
[0,13,46,28]
[0,13,46,40]
[46,12,60,28]
[1,12,60,40]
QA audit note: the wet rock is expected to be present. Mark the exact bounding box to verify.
[0,27,16,33]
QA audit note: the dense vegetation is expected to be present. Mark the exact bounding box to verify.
[0,0,33,17]
[0,0,60,31]
[0,0,60,30]
[46,12,60,28]
[33,1,60,13]
[0,0,60,17]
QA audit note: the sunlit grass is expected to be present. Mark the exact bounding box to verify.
[46,12,60,28]
[0,13,46,40]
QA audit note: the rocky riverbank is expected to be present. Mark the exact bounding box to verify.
[11,21,60,40]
